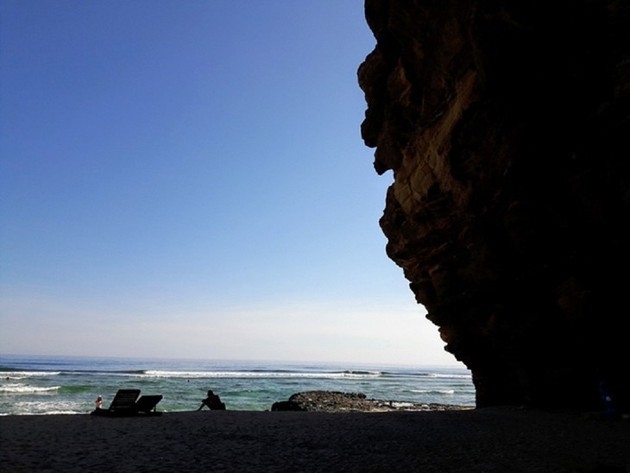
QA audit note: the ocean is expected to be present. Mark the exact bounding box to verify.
[0,354,475,415]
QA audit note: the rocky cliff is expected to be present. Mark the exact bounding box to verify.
[359,0,630,411]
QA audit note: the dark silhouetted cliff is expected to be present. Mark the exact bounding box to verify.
[359,0,630,411]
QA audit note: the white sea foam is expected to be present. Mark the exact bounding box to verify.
[426,373,472,379]
[390,401,423,409]
[0,371,61,380]
[0,384,60,394]
[4,400,86,415]
[142,370,380,379]
[410,389,455,395]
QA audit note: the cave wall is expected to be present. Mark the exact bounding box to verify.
[359,0,630,411]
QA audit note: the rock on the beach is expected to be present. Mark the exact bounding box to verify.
[270,400,305,412]
[272,391,467,412]
[287,391,372,412]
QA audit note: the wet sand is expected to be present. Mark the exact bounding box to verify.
[1,407,629,472]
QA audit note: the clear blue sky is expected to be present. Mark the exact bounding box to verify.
[0,0,461,367]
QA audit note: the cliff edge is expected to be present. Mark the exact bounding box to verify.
[359,0,630,411]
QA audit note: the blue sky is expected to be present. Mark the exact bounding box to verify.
[0,0,462,367]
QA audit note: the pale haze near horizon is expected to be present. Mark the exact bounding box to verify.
[0,1,463,368]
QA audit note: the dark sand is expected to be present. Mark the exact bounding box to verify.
[1,407,629,472]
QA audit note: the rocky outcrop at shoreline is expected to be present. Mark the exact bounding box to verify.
[271,390,471,412]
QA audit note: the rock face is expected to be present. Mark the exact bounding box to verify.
[271,391,467,412]
[359,0,630,411]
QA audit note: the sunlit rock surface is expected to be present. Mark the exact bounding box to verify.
[271,391,469,412]
[359,0,630,411]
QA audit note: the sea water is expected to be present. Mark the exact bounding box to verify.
[0,354,475,415]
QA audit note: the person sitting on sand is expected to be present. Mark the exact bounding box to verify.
[197,390,226,411]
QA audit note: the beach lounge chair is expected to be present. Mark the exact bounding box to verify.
[134,395,163,415]
[91,389,140,416]
[91,389,164,416]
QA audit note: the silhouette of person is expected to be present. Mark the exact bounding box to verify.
[197,390,226,410]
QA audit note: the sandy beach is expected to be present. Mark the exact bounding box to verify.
[1,407,629,472]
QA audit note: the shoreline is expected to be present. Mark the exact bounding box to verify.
[2,408,629,472]
[0,357,476,415]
